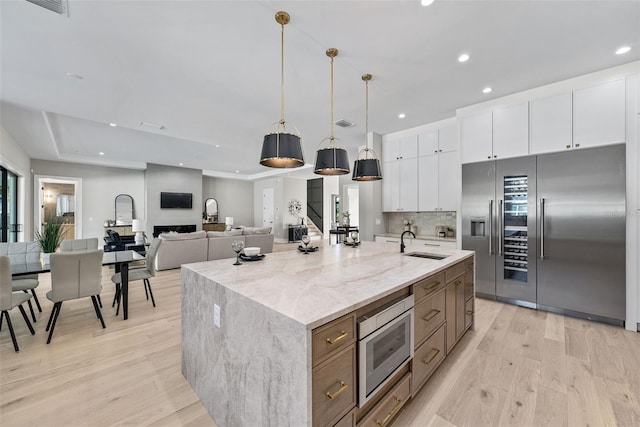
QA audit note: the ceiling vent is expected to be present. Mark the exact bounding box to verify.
[26,0,68,15]
[334,119,355,128]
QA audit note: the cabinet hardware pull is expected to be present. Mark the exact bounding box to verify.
[575,143,580,147]
[326,331,348,345]
[423,243,440,247]
[540,198,545,260]
[454,280,461,286]
[466,310,474,315]
[422,281,441,292]
[423,348,441,365]
[423,309,441,321]
[325,381,348,399]
[466,282,473,287]
[376,397,403,426]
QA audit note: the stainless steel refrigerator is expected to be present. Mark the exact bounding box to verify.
[462,144,626,325]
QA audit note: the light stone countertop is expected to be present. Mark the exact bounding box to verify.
[375,233,457,242]
[183,241,474,330]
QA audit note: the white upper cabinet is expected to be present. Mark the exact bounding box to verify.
[382,160,400,211]
[418,130,439,156]
[460,111,493,164]
[437,151,458,211]
[530,93,573,155]
[383,135,418,162]
[399,158,418,211]
[493,102,529,160]
[438,126,457,153]
[418,154,438,211]
[574,79,625,147]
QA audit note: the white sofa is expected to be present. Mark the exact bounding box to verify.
[156,227,274,271]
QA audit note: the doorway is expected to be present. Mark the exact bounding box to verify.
[1,166,18,242]
[344,184,360,227]
[34,176,82,239]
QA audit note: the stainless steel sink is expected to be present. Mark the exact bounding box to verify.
[405,252,449,260]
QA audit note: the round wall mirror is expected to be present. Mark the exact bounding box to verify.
[115,194,135,225]
[205,198,218,223]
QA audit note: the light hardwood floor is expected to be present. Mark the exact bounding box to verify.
[2,257,639,426]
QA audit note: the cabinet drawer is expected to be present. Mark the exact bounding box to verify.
[313,345,357,427]
[411,239,456,250]
[412,272,445,302]
[465,299,474,331]
[411,323,446,396]
[334,408,356,427]
[358,373,411,427]
[313,312,356,365]
[414,288,446,346]
[464,270,474,301]
[445,260,467,283]
[464,257,474,272]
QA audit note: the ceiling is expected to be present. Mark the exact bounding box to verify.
[1,0,639,180]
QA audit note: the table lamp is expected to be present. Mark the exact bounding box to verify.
[132,219,145,245]
[225,217,234,231]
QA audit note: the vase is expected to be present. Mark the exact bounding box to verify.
[40,252,51,265]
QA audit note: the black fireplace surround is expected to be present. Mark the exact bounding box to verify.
[153,224,197,238]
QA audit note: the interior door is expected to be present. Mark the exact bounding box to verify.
[461,161,496,298]
[262,188,274,228]
[495,156,537,306]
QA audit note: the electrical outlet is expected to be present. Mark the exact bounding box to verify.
[213,304,221,328]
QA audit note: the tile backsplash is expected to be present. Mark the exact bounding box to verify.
[386,211,456,237]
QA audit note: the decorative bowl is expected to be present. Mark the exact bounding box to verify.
[243,247,261,257]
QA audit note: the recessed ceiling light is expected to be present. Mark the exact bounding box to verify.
[235,170,240,173]
[398,113,406,119]
[99,152,105,156]
[421,0,434,6]
[482,87,492,94]
[179,163,184,166]
[458,53,470,63]
[109,123,117,127]
[65,72,84,80]
[615,46,631,55]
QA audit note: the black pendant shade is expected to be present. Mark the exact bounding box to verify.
[352,158,382,181]
[260,132,304,168]
[314,147,350,175]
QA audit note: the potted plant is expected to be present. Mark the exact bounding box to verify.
[35,216,64,264]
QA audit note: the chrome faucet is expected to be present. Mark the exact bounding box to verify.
[400,230,415,253]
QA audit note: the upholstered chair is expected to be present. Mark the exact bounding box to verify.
[0,256,36,352]
[60,238,99,252]
[0,242,42,319]
[111,238,162,313]
[46,249,105,344]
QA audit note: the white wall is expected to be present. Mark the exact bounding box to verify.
[202,176,254,226]
[284,177,307,227]
[31,159,145,240]
[0,125,32,240]
[145,163,202,236]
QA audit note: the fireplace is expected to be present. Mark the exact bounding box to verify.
[153,224,197,238]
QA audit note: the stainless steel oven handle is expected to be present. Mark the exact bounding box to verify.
[540,198,545,260]
[498,199,503,256]
[488,200,493,255]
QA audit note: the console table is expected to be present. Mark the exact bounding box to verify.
[288,225,308,243]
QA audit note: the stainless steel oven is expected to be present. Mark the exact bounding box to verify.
[358,294,414,406]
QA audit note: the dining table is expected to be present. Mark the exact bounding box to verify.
[10,250,145,320]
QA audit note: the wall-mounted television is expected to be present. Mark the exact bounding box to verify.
[160,192,193,209]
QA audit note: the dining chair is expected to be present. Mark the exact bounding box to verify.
[0,256,36,352]
[111,238,162,314]
[60,238,99,252]
[46,249,105,344]
[0,242,42,320]
[60,238,102,307]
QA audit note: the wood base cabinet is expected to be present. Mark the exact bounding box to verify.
[411,324,446,396]
[357,373,411,427]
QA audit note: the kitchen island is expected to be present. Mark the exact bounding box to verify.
[182,241,474,426]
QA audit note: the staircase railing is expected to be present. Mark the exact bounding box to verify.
[307,203,323,233]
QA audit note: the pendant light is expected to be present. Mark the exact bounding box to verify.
[260,11,304,169]
[314,48,350,175]
[352,74,382,181]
